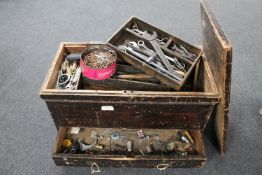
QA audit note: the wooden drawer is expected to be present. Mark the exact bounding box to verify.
[52,127,206,168]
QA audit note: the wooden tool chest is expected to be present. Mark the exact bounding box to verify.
[40,0,232,168]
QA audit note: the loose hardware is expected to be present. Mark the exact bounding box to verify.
[61,129,195,156]
[56,53,81,90]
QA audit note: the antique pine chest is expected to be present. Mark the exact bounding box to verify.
[40,0,232,168]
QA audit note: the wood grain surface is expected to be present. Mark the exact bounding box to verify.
[201,0,233,154]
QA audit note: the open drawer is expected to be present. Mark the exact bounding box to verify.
[52,127,206,168]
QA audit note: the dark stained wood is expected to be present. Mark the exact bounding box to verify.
[108,17,203,90]
[40,43,219,131]
[39,0,233,168]
[82,77,173,91]
[40,43,218,95]
[46,101,215,129]
[39,41,221,168]
[116,64,144,74]
[52,155,206,168]
[201,0,233,154]
[52,128,206,168]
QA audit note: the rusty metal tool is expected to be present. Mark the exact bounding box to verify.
[126,40,186,72]
[118,45,183,81]
[137,31,176,75]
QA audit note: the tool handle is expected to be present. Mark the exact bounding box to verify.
[115,74,152,79]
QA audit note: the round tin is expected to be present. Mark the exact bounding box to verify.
[80,45,116,80]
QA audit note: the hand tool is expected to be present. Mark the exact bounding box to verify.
[65,53,81,61]
[79,131,98,151]
[124,40,186,75]
[169,43,197,62]
[118,45,183,81]
[129,26,197,62]
[132,30,175,74]
[57,74,71,88]
[113,74,152,80]
[126,140,132,152]
[133,40,186,72]
[182,130,195,145]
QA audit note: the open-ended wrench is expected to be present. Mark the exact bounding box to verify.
[131,30,176,74]
[126,40,186,72]
[118,45,183,81]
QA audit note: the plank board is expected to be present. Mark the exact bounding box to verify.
[200,0,233,154]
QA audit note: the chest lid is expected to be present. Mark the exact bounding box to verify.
[200,0,233,154]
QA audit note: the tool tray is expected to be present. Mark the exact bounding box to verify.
[108,17,203,90]
[40,0,232,168]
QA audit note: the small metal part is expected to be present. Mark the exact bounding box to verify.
[176,131,182,139]
[69,140,82,153]
[91,131,98,139]
[95,144,105,150]
[153,135,160,141]
[65,53,81,61]
[79,131,98,151]
[91,162,101,174]
[182,130,194,145]
[139,149,145,155]
[166,141,176,151]
[61,60,68,74]
[58,74,71,88]
[259,108,262,116]
[69,61,78,72]
[176,142,191,152]
[157,38,168,45]
[69,127,80,134]
[180,135,190,144]
[126,140,132,152]
[176,70,186,77]
[111,132,120,140]
[137,129,145,139]
[63,139,73,148]
[98,135,104,140]
[177,151,188,156]
[118,45,183,81]
[145,135,150,142]
[169,42,197,61]
[71,67,82,84]
[146,144,153,154]
[156,163,171,171]
[79,140,97,151]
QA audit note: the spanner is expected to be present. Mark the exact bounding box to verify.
[137,31,176,75]
[125,40,186,72]
[118,45,183,81]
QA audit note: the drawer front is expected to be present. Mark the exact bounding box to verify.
[52,155,206,168]
[52,127,206,168]
[46,101,215,129]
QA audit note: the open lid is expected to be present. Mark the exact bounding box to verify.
[200,0,233,154]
